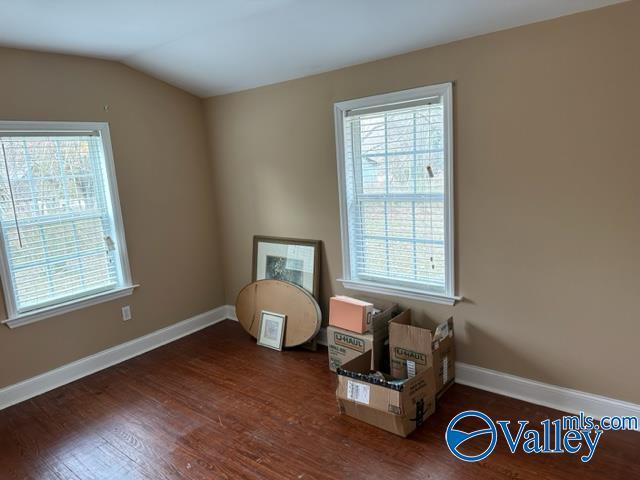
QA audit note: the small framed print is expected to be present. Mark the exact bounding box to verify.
[257,311,287,351]
[252,236,321,299]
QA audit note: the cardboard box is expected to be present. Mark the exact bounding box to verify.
[327,325,383,373]
[327,299,398,372]
[389,312,455,396]
[336,350,436,437]
[432,317,455,397]
[329,296,375,333]
[389,310,432,378]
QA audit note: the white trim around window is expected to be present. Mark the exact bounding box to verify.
[3,284,138,329]
[0,121,136,328]
[334,83,459,305]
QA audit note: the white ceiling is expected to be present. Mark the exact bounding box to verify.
[0,0,625,97]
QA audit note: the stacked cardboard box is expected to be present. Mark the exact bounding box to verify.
[335,349,436,437]
[328,296,376,333]
[335,308,456,436]
[326,297,397,372]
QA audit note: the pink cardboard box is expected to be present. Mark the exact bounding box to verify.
[329,296,375,333]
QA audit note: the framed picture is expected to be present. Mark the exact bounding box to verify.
[252,236,321,299]
[257,311,287,351]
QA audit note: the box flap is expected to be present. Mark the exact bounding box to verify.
[339,350,372,373]
[337,399,410,436]
[401,367,436,413]
[432,317,455,393]
[337,353,409,392]
[432,317,454,350]
[389,309,412,326]
[389,310,433,373]
[389,311,434,345]
[433,317,454,343]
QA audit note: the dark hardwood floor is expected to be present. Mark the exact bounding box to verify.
[0,320,637,479]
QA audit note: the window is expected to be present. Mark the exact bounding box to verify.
[334,83,457,304]
[0,121,135,328]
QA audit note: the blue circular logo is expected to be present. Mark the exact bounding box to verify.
[445,410,497,462]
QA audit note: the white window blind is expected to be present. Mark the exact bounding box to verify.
[0,122,132,319]
[335,84,455,303]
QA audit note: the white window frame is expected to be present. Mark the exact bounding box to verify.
[334,83,459,305]
[0,121,137,328]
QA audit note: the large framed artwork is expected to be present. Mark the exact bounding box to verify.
[252,236,321,299]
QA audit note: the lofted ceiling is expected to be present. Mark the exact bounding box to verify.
[0,0,625,97]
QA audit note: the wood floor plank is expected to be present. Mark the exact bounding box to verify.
[0,320,637,480]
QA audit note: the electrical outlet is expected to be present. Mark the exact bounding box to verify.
[122,305,132,321]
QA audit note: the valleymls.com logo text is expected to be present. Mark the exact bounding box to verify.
[445,410,638,463]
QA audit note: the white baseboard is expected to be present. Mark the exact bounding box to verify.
[0,305,231,410]
[224,304,238,321]
[6,303,638,424]
[456,362,640,423]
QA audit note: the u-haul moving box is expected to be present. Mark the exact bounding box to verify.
[432,318,455,396]
[336,350,436,437]
[389,312,455,396]
[327,299,397,372]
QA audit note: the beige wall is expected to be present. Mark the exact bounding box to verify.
[205,1,640,403]
[0,47,224,388]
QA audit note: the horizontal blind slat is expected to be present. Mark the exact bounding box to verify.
[0,133,122,312]
[343,100,448,291]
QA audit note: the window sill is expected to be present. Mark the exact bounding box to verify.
[2,284,139,329]
[337,278,461,306]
